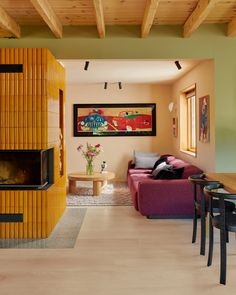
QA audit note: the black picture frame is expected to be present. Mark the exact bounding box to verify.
[73,103,156,137]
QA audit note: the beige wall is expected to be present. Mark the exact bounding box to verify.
[66,83,173,180]
[171,60,215,172]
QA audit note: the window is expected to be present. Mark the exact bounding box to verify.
[180,85,196,156]
[187,93,196,152]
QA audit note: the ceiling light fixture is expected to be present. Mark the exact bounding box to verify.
[84,61,89,71]
[175,60,182,70]
[118,82,122,89]
[104,82,108,89]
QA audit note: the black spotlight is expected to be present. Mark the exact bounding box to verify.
[104,82,108,89]
[84,61,89,71]
[118,82,122,89]
[175,60,182,70]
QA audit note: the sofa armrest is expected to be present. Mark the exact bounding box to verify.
[128,160,135,169]
[138,179,193,217]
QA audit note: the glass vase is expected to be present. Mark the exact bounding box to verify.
[86,161,94,175]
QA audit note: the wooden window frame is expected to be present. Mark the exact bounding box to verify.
[187,94,196,153]
[180,85,197,157]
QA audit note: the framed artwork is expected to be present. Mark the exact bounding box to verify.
[73,103,156,137]
[199,95,210,142]
[172,117,178,137]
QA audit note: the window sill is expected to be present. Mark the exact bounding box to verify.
[180,149,196,158]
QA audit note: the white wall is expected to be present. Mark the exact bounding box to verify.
[65,83,173,180]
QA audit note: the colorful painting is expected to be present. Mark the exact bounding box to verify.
[73,103,156,137]
[199,95,210,142]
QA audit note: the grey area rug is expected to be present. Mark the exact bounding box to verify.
[0,208,86,249]
[67,181,133,206]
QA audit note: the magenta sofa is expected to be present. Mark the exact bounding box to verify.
[127,155,203,218]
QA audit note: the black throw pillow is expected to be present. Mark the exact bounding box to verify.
[154,167,184,180]
[152,157,167,172]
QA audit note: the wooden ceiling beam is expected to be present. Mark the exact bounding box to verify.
[183,0,219,38]
[227,18,236,37]
[30,0,62,38]
[0,5,21,38]
[93,0,105,38]
[141,0,160,38]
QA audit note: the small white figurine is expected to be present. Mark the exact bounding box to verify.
[100,161,107,173]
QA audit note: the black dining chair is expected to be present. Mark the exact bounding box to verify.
[204,183,236,285]
[188,174,235,256]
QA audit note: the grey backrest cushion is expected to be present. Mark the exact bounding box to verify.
[135,155,160,169]
[133,150,160,165]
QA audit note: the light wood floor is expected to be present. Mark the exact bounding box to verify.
[1,206,236,294]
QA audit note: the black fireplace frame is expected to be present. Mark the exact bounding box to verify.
[0,148,54,190]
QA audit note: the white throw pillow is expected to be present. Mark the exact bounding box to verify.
[135,155,160,169]
[133,150,160,164]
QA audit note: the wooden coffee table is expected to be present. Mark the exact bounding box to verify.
[68,171,115,196]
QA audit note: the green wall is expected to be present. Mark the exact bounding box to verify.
[1,24,236,171]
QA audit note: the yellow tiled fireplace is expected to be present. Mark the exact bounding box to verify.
[0,48,66,238]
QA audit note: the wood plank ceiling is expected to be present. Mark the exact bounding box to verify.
[0,0,236,39]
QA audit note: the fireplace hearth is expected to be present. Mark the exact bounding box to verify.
[0,149,54,190]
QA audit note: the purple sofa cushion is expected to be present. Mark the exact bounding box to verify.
[166,156,176,162]
[181,164,203,179]
[129,168,152,175]
[128,173,153,210]
[138,179,194,217]
[167,158,202,179]
[168,158,185,167]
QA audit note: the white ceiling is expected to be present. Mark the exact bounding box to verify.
[59,59,202,85]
